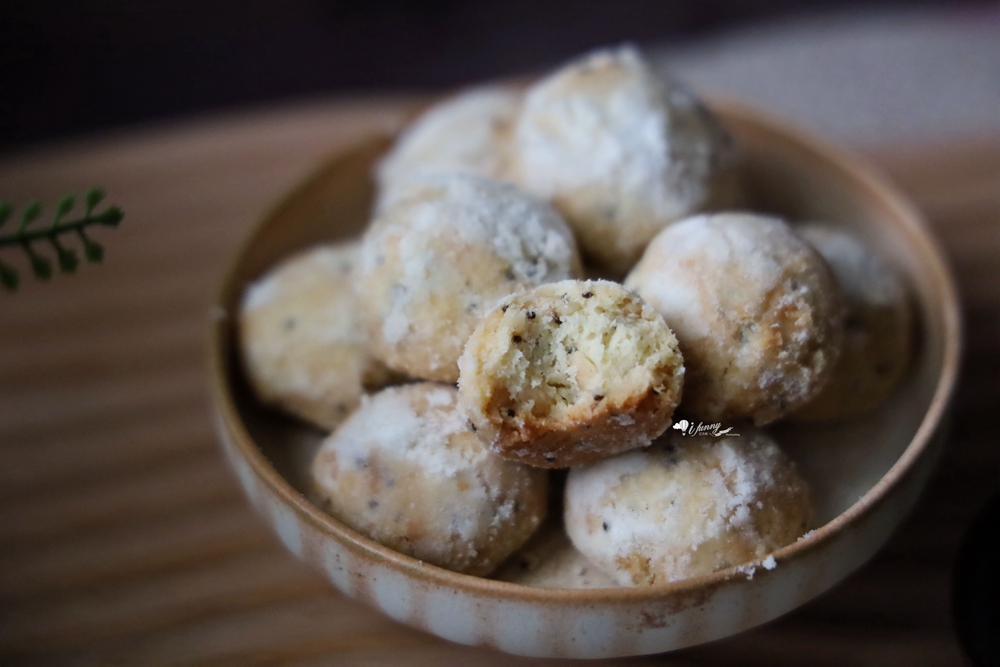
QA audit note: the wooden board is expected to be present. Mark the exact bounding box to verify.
[1,98,998,666]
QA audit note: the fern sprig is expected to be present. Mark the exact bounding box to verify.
[0,188,123,291]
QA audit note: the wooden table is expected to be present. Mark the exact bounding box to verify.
[1,98,997,666]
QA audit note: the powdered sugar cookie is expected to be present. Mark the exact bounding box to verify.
[239,242,392,430]
[626,213,844,425]
[311,383,548,576]
[793,223,913,420]
[515,45,737,273]
[458,280,684,468]
[565,429,812,586]
[356,174,582,383]
[376,85,522,211]
[493,524,617,588]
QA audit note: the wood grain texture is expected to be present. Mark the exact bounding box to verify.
[1,99,997,666]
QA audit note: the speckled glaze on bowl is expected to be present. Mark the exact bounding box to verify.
[209,100,961,658]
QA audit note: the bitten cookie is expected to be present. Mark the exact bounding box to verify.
[375,85,522,212]
[565,429,812,586]
[356,174,582,383]
[238,242,392,430]
[793,223,913,420]
[311,383,548,576]
[458,280,684,468]
[626,213,844,425]
[515,45,737,274]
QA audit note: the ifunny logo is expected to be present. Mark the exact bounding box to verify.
[671,419,739,437]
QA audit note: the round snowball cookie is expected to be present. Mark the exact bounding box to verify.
[375,86,522,212]
[458,280,685,468]
[311,383,548,576]
[356,174,582,383]
[515,45,737,274]
[792,224,913,421]
[565,429,812,586]
[239,242,393,430]
[626,213,844,425]
[493,524,618,589]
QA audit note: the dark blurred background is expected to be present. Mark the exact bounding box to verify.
[0,0,992,153]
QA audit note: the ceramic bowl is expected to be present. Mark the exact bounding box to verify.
[208,100,961,658]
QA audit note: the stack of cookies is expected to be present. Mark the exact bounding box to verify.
[237,46,913,587]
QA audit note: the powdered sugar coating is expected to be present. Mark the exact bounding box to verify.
[238,242,392,429]
[375,86,522,212]
[515,45,738,273]
[564,429,812,586]
[793,223,913,420]
[311,383,548,576]
[626,213,844,424]
[493,524,617,589]
[356,174,582,382]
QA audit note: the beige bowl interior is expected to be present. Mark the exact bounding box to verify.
[210,100,959,655]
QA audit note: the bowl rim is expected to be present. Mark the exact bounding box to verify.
[209,97,962,603]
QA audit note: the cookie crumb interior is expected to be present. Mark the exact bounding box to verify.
[484,281,680,426]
